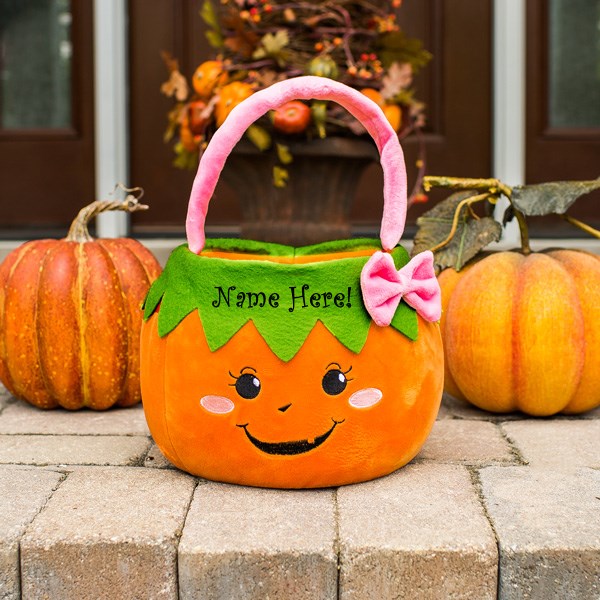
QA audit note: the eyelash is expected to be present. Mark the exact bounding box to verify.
[327,363,354,380]
[228,367,257,385]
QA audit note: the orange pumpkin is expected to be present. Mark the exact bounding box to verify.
[191,60,228,99]
[0,197,162,410]
[440,250,600,416]
[215,82,254,126]
[141,240,443,488]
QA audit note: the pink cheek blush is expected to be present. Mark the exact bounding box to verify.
[200,395,235,414]
[348,388,383,409]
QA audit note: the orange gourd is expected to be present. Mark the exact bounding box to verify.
[0,196,162,410]
[440,250,600,416]
[141,244,443,488]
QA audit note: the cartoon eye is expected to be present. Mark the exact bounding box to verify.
[322,364,352,396]
[230,368,261,399]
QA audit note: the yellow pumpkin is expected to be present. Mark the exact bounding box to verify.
[440,250,600,415]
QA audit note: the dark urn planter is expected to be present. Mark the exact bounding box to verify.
[222,137,379,246]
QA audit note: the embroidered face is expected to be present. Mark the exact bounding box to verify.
[199,363,383,456]
[142,310,443,488]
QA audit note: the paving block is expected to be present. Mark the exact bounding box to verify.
[418,419,516,465]
[144,442,177,469]
[21,467,196,600]
[0,434,151,466]
[480,466,600,600]
[502,420,600,468]
[0,400,150,436]
[0,467,63,600]
[338,463,498,599]
[179,482,337,600]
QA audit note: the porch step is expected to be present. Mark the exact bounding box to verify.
[0,385,599,600]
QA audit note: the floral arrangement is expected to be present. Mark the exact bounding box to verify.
[161,0,431,186]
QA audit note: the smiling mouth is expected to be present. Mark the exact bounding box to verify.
[236,419,344,456]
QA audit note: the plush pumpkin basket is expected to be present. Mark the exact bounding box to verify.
[140,77,443,488]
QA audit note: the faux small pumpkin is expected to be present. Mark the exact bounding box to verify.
[439,250,600,416]
[417,175,600,417]
[0,194,162,410]
[141,77,444,488]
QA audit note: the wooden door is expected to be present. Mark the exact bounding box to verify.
[0,0,95,239]
[128,0,493,237]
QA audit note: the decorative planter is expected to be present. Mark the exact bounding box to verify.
[222,137,379,246]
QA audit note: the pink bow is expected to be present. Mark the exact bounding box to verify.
[360,251,441,326]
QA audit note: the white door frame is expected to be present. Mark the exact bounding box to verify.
[93,0,129,238]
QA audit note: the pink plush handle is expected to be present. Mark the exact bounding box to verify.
[186,76,407,253]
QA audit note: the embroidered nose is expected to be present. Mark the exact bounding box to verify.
[278,403,292,413]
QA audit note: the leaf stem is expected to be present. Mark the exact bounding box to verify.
[423,176,512,199]
[428,193,490,253]
[562,214,600,239]
[423,175,533,255]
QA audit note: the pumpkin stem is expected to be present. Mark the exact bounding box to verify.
[512,208,531,255]
[65,185,148,242]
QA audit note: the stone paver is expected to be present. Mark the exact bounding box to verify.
[480,466,600,600]
[179,482,337,600]
[418,419,516,465]
[21,467,196,600]
[502,420,600,467]
[0,467,63,600]
[0,400,150,436]
[0,434,150,466]
[144,442,176,469]
[337,463,498,599]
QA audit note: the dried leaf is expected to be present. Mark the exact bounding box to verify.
[376,32,432,71]
[206,30,223,49]
[273,166,289,188]
[502,204,515,226]
[246,124,272,151]
[511,179,600,216]
[311,101,327,139]
[222,11,259,58]
[252,30,290,65]
[380,62,413,101]
[200,0,220,31]
[412,192,502,272]
[160,70,189,101]
[276,143,293,165]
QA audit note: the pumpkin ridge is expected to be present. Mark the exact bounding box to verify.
[0,242,36,397]
[547,251,594,413]
[9,241,58,407]
[97,240,136,407]
[35,243,73,408]
[511,253,525,411]
[76,243,91,407]
[84,242,131,409]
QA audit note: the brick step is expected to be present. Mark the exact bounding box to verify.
[0,386,599,600]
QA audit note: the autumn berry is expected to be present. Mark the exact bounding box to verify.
[412,193,429,204]
[347,65,358,76]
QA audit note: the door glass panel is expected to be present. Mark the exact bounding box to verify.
[0,0,72,130]
[548,0,600,129]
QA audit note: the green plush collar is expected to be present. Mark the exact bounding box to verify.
[143,238,417,362]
